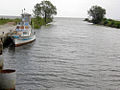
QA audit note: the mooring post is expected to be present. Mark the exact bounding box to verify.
[1,32,5,44]
[0,40,3,70]
[0,69,16,90]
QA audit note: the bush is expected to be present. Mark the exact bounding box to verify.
[103,20,108,25]
[110,21,115,27]
[31,16,53,29]
[84,18,89,21]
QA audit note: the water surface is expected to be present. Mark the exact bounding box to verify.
[3,18,120,90]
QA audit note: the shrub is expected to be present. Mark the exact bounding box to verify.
[103,20,108,25]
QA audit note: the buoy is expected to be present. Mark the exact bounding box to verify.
[0,55,4,70]
[0,69,16,90]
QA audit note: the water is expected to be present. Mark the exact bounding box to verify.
[3,18,120,90]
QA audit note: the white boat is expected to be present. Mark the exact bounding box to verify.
[12,13,36,47]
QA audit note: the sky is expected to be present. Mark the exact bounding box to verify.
[0,0,120,19]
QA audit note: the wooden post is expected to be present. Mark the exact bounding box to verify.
[0,55,4,70]
[0,40,3,70]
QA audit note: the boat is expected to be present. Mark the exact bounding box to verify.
[12,13,36,47]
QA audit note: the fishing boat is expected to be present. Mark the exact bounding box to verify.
[12,13,36,47]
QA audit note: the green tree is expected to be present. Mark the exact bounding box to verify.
[33,0,57,24]
[88,5,106,24]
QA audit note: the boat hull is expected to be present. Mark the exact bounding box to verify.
[14,35,36,47]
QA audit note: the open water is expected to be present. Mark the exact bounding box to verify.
[3,18,120,90]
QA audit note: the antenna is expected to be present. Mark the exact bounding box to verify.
[24,8,25,14]
[22,9,23,14]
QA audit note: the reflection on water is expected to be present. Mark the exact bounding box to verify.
[3,18,120,90]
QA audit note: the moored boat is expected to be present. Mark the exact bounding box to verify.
[12,12,36,47]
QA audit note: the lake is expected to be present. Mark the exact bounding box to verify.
[3,18,120,90]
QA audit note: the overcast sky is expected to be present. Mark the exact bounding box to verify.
[0,0,120,19]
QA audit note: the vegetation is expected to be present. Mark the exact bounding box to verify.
[33,0,57,27]
[32,17,46,29]
[88,5,106,24]
[0,18,20,25]
[84,18,120,29]
[100,18,120,28]
[85,5,120,29]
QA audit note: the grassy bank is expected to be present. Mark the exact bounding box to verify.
[0,18,20,25]
[84,18,120,29]
[0,17,53,29]
[31,17,53,29]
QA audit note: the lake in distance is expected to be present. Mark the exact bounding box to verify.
[3,18,120,90]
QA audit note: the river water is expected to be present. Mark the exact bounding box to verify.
[3,18,120,90]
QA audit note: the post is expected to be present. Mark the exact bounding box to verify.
[0,69,16,90]
[0,40,3,70]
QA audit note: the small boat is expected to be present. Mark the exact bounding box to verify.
[12,13,36,47]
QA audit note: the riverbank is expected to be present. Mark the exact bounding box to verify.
[0,17,53,29]
[84,18,120,29]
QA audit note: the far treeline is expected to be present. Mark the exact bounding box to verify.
[85,5,120,29]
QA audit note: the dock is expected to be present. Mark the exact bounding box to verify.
[0,23,16,47]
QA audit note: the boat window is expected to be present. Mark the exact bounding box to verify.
[25,22,29,26]
[23,32,27,34]
[16,26,19,29]
[25,26,29,29]
[20,26,24,29]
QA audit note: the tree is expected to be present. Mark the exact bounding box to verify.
[88,5,106,24]
[33,0,57,24]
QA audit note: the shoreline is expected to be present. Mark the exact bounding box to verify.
[84,18,120,29]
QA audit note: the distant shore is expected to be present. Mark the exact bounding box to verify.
[84,18,120,29]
